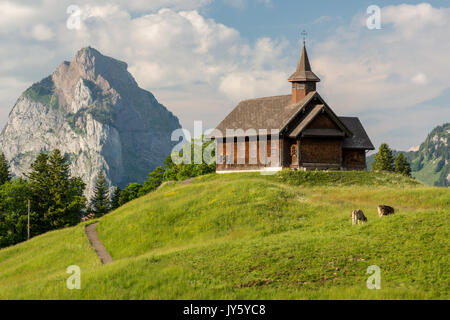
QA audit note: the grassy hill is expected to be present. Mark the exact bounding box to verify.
[0,171,448,299]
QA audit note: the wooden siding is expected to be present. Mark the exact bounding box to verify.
[300,138,342,165]
[215,110,368,172]
[343,149,366,170]
[306,113,339,130]
[216,137,281,171]
[291,82,316,104]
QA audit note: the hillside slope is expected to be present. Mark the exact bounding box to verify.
[0,172,448,299]
[367,123,449,187]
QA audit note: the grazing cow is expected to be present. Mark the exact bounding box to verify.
[351,210,367,225]
[378,205,395,218]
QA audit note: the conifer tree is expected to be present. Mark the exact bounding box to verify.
[110,186,121,211]
[395,153,412,177]
[372,143,395,172]
[90,171,110,217]
[0,152,11,186]
[28,150,86,231]
[47,150,85,227]
[28,152,51,232]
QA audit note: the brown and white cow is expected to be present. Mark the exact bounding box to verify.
[378,205,395,218]
[351,210,367,225]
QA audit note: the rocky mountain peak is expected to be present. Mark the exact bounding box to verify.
[52,46,136,112]
[0,47,181,197]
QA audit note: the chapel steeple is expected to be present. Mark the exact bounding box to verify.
[288,39,320,104]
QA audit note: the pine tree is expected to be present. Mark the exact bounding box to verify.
[110,186,121,211]
[0,152,11,186]
[47,150,85,228]
[90,171,110,217]
[28,150,86,232]
[372,143,395,172]
[28,152,51,233]
[395,153,412,177]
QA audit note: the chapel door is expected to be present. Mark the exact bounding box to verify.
[290,143,298,169]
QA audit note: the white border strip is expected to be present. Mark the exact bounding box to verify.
[216,167,283,174]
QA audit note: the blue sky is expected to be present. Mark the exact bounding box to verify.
[204,0,450,150]
[0,0,449,152]
[204,0,450,40]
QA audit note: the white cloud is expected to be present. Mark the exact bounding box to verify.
[382,3,447,37]
[71,6,290,102]
[412,73,428,85]
[218,37,290,101]
[0,1,289,134]
[311,3,450,149]
[219,70,287,101]
[117,0,213,11]
[31,24,54,41]
[0,1,449,152]
[0,1,34,30]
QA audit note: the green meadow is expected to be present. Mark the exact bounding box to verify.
[0,171,448,299]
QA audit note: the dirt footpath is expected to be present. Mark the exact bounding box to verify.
[85,223,113,265]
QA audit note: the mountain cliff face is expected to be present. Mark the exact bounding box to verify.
[367,123,449,187]
[408,123,449,186]
[0,47,181,197]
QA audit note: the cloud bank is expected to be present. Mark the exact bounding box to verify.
[313,3,450,149]
[0,1,449,151]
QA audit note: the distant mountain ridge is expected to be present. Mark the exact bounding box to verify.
[0,47,181,197]
[367,123,450,186]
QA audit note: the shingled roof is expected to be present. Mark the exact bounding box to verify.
[288,104,352,138]
[288,43,320,83]
[214,92,374,151]
[340,117,375,150]
[215,91,316,134]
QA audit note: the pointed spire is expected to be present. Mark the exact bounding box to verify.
[288,41,320,83]
[298,44,312,72]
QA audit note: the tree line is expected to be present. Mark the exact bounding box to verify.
[371,143,412,177]
[90,140,216,213]
[0,140,215,248]
[0,150,85,248]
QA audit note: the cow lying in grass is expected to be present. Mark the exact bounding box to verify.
[351,210,367,225]
[378,205,395,218]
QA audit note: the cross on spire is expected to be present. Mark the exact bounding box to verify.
[288,32,320,83]
[301,30,307,45]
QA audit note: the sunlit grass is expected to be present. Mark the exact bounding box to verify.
[0,172,448,299]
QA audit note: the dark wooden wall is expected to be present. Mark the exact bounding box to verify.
[215,112,367,171]
[300,138,342,165]
[342,149,366,170]
[307,113,340,130]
